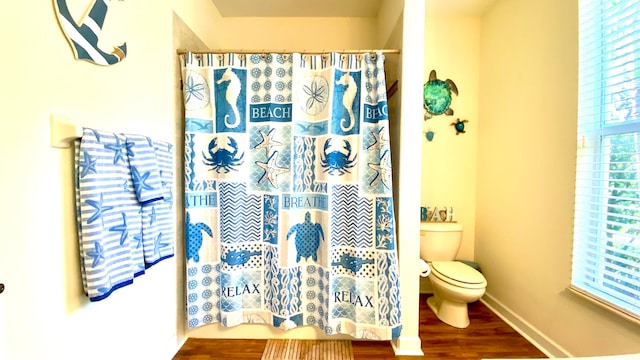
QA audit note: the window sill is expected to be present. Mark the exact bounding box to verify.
[568,286,640,327]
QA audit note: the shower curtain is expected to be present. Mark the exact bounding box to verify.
[180,51,401,340]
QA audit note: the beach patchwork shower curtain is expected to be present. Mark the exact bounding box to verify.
[181,51,401,340]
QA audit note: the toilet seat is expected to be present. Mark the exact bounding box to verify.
[430,261,487,289]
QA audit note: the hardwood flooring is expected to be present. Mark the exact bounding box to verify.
[173,294,547,360]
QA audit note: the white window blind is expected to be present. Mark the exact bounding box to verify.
[572,0,640,322]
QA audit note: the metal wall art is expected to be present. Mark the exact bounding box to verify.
[422,69,471,140]
[53,0,127,66]
[451,119,469,135]
[423,70,458,120]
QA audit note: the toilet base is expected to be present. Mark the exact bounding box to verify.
[427,295,470,329]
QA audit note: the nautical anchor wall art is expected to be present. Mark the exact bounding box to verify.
[53,0,127,66]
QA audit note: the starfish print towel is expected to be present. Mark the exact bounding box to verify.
[75,128,174,301]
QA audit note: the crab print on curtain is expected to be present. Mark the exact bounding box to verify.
[181,51,401,340]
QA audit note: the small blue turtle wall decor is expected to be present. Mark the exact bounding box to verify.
[423,70,458,120]
[451,119,469,135]
[425,130,435,142]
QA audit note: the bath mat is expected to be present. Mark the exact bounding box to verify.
[261,339,353,360]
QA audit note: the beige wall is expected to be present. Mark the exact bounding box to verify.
[393,0,427,354]
[477,0,640,357]
[172,2,212,344]
[0,0,423,356]
[421,16,481,263]
[9,0,636,358]
[0,0,220,358]
[175,1,379,52]
[419,15,480,294]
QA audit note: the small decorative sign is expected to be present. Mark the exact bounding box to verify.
[420,206,455,222]
[53,0,127,66]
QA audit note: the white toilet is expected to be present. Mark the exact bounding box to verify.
[420,222,487,328]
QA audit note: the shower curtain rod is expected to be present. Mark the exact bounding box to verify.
[176,48,400,55]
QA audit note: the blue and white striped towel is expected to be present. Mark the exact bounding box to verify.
[142,140,175,268]
[125,135,165,205]
[76,128,145,301]
[75,129,175,300]
[74,138,88,295]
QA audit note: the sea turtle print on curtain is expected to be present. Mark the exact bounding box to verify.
[181,51,401,340]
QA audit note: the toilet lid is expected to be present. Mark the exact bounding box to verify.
[431,261,487,289]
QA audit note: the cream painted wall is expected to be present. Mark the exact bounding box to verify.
[377,0,405,48]
[171,4,213,346]
[0,0,420,357]
[393,0,426,355]
[173,0,223,49]
[421,16,480,264]
[0,1,217,358]
[175,1,379,52]
[477,0,640,357]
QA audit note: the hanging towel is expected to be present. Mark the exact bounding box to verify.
[74,138,88,295]
[75,128,175,300]
[76,128,144,301]
[140,139,175,268]
[125,135,165,205]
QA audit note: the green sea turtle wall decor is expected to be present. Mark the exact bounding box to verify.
[423,70,458,120]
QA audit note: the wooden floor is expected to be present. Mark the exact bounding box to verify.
[173,294,547,360]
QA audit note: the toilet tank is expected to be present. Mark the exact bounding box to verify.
[420,222,463,261]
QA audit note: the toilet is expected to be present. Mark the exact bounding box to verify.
[420,222,487,328]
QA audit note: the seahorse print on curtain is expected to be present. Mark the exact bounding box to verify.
[181,51,401,340]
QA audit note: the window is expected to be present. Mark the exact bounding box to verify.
[571,0,640,322]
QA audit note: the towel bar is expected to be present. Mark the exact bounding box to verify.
[50,113,82,149]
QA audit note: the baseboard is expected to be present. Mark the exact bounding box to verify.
[391,336,424,356]
[167,334,188,360]
[480,293,572,358]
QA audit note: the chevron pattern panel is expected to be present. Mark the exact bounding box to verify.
[182,51,401,340]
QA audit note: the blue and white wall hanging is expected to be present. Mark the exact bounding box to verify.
[53,0,127,65]
[181,51,402,340]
